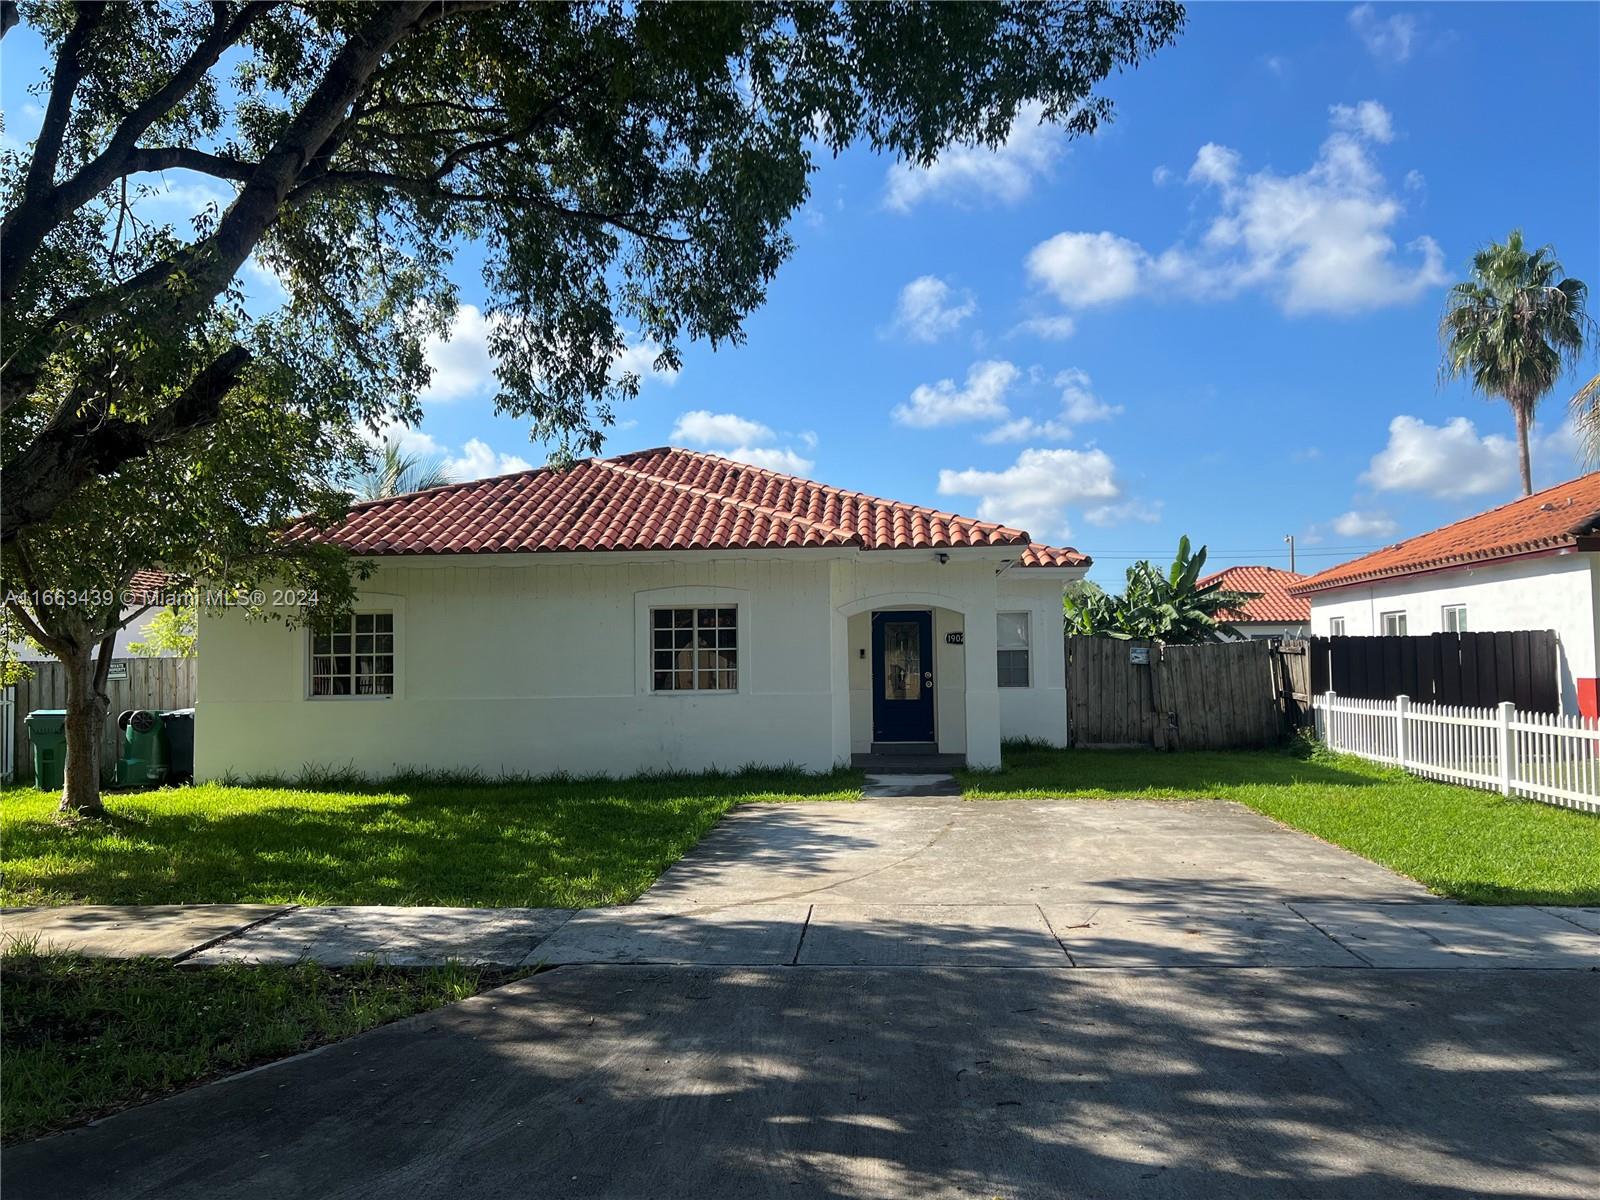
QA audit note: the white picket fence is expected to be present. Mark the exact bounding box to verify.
[1314,692,1600,813]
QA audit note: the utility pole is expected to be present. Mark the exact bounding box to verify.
[1284,534,1296,573]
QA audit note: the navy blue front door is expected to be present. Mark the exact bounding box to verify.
[871,610,935,743]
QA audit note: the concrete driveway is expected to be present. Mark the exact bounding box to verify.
[8,798,1598,1199]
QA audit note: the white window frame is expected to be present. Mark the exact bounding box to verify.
[1380,610,1408,637]
[1442,604,1467,633]
[1328,617,1346,637]
[648,605,740,694]
[996,611,1031,689]
[307,611,397,701]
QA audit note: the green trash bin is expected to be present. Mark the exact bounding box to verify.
[23,710,68,791]
[115,709,169,786]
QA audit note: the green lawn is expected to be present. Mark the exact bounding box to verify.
[0,767,861,908]
[959,741,1600,906]
[1,945,515,1143]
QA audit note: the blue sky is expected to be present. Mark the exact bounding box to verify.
[5,3,1598,584]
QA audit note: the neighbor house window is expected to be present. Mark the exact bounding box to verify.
[1442,604,1468,633]
[997,612,1031,688]
[652,607,737,692]
[1328,617,1346,636]
[311,613,394,696]
[1380,611,1408,636]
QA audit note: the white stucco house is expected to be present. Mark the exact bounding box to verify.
[1292,473,1600,716]
[194,448,1090,780]
[1198,565,1308,641]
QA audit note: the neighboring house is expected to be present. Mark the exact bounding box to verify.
[1199,565,1308,640]
[195,448,1090,780]
[1291,473,1600,716]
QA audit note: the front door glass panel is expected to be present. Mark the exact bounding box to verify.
[882,620,922,702]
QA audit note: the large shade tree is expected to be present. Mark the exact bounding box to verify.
[1,0,1186,540]
[1440,231,1593,495]
[0,0,1186,813]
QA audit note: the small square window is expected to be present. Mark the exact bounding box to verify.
[1328,617,1346,637]
[1380,611,1408,637]
[1442,604,1467,633]
[651,607,737,692]
[310,614,395,697]
[997,612,1030,688]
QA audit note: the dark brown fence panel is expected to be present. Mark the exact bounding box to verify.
[1305,632,1558,713]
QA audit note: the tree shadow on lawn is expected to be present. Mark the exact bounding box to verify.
[0,768,863,909]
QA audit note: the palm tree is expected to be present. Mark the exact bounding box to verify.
[354,440,451,501]
[1572,372,1600,467]
[1440,231,1592,495]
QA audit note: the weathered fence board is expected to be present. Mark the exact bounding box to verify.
[1307,632,1558,712]
[1066,636,1282,750]
[7,658,197,783]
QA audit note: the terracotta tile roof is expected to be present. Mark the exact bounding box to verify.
[1199,565,1309,623]
[1291,473,1600,595]
[127,569,180,606]
[286,446,1091,565]
[1016,544,1090,568]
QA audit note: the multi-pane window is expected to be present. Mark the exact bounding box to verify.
[1380,611,1408,636]
[652,607,737,692]
[311,613,394,696]
[1328,617,1346,636]
[1442,604,1468,633]
[997,612,1031,688]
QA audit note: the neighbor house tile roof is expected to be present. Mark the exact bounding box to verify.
[287,447,1090,566]
[1290,473,1600,595]
[1198,565,1309,624]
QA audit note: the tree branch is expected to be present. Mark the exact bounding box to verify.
[125,146,259,181]
[0,346,252,544]
[19,3,106,206]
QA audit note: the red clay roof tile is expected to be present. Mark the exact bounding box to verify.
[1290,473,1600,595]
[284,447,1091,566]
[1198,565,1309,623]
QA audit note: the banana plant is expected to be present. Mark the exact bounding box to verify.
[1064,536,1259,644]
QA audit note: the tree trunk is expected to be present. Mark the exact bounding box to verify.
[1514,402,1533,496]
[59,644,108,816]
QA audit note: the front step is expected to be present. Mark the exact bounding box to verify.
[852,752,964,773]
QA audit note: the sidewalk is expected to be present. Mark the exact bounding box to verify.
[4,899,1597,969]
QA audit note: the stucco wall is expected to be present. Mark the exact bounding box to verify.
[996,573,1070,746]
[1306,551,1597,714]
[196,551,1079,780]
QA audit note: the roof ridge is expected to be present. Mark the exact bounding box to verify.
[617,446,1032,541]
[596,453,861,546]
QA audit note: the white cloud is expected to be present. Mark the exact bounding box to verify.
[938,447,1122,539]
[1084,498,1164,527]
[1026,232,1146,309]
[1329,510,1399,538]
[1330,100,1395,144]
[1362,415,1517,498]
[670,409,813,475]
[1151,165,1173,186]
[1055,369,1121,424]
[722,445,815,475]
[671,410,775,447]
[444,438,533,481]
[1023,101,1445,317]
[893,360,1019,428]
[980,416,1073,445]
[883,101,1066,212]
[614,337,681,386]
[890,275,977,343]
[1404,168,1425,192]
[421,305,496,402]
[1011,315,1077,341]
[1349,4,1417,64]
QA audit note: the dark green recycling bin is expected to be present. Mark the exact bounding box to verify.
[115,710,169,786]
[23,710,68,791]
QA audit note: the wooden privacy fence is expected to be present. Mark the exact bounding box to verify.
[1306,632,1559,713]
[1066,636,1283,750]
[6,658,197,783]
[1315,692,1598,814]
